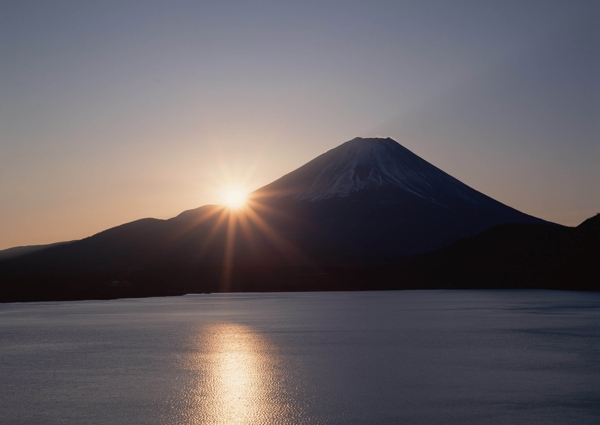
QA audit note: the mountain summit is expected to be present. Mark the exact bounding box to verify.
[258,137,435,200]
[256,138,503,208]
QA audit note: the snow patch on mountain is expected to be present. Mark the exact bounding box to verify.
[254,137,499,209]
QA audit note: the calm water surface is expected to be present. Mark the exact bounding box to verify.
[1,290,599,424]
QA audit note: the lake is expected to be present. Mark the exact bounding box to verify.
[1,290,599,424]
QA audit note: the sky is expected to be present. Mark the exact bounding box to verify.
[0,0,598,250]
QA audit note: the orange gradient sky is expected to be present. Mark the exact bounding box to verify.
[1,1,598,250]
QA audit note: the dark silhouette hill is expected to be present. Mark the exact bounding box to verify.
[401,214,599,291]
[0,241,74,260]
[0,137,558,302]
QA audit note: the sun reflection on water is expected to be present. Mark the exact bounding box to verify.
[176,323,300,425]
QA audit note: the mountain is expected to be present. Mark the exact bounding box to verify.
[249,137,549,259]
[0,137,555,302]
[401,213,600,291]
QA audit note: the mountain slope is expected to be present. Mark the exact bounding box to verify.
[0,241,75,260]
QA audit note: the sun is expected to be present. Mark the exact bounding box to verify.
[221,185,248,209]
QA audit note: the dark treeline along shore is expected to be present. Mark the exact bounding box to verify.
[1,138,598,302]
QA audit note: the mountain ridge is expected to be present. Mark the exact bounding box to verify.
[0,136,566,302]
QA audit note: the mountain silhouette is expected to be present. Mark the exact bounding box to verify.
[401,213,599,291]
[0,137,557,301]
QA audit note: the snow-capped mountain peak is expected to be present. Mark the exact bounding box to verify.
[253,137,495,208]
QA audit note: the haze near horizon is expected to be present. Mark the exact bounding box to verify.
[1,0,598,250]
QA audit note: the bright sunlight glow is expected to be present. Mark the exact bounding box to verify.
[222,185,248,209]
